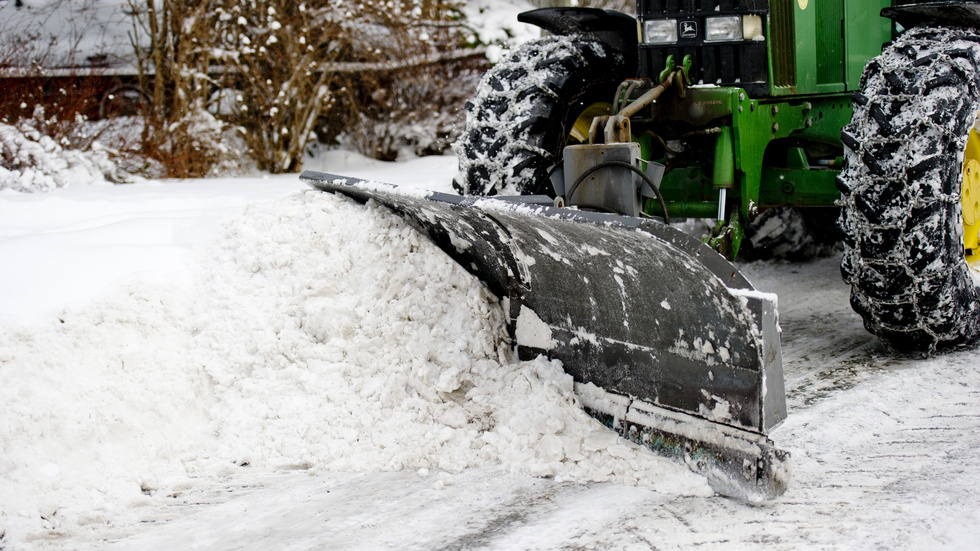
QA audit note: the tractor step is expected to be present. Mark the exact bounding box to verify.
[300,170,791,500]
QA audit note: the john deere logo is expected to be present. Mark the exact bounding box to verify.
[680,21,698,39]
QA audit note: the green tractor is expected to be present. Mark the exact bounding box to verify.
[452,0,980,353]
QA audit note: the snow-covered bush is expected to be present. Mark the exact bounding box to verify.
[0,121,112,192]
[210,0,478,170]
[208,0,344,173]
[124,0,226,177]
[123,0,480,172]
[145,103,248,178]
[0,108,147,192]
[1,0,547,178]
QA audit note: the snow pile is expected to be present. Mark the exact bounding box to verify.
[0,191,707,546]
[0,119,124,192]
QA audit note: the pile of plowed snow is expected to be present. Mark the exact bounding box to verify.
[0,190,707,542]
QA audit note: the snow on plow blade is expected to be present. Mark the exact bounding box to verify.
[301,171,791,501]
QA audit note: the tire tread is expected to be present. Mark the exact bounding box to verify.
[839,27,980,352]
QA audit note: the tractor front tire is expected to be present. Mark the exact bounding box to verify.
[838,27,980,352]
[453,35,628,196]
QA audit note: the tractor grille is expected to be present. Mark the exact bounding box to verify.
[637,0,770,97]
[770,0,845,90]
[815,0,844,86]
[769,0,795,89]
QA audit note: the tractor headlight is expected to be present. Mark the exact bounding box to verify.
[742,15,765,41]
[705,16,742,42]
[643,19,678,44]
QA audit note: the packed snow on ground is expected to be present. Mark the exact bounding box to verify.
[2,148,980,549]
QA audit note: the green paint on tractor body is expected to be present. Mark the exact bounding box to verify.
[625,0,897,240]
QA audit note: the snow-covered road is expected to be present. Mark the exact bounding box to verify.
[2,152,978,550]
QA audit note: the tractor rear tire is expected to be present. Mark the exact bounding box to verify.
[453,35,628,196]
[838,27,980,352]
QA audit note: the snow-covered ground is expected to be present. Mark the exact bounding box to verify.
[2,150,979,550]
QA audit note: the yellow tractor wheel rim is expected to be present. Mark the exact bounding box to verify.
[568,102,613,145]
[962,122,980,265]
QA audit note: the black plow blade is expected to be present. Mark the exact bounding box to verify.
[301,171,791,501]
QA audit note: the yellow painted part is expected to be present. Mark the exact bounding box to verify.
[568,102,613,144]
[963,128,980,265]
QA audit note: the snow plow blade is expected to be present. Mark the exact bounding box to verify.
[301,171,790,501]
